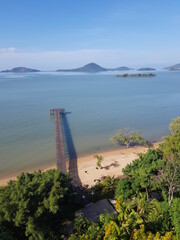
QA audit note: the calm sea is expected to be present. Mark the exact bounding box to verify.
[0,71,180,178]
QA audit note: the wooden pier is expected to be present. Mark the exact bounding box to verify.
[50,108,66,173]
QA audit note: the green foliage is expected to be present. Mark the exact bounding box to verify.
[131,195,171,235]
[130,224,174,240]
[0,169,75,239]
[73,215,90,235]
[115,178,133,200]
[70,127,180,239]
[104,220,120,239]
[94,155,104,168]
[70,215,104,240]
[122,149,163,199]
[169,116,180,134]
[110,128,146,148]
[90,176,118,201]
[160,133,180,162]
[99,210,118,230]
[81,223,104,240]
[170,198,180,237]
[70,195,175,239]
[159,133,180,205]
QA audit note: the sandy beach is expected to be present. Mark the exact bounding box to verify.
[0,143,160,187]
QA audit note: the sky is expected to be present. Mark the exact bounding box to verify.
[0,0,180,70]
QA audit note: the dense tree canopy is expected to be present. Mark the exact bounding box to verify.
[0,169,75,240]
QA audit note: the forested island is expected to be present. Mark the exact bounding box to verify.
[116,73,156,77]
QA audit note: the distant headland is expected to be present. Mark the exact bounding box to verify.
[1,67,40,73]
[165,63,180,71]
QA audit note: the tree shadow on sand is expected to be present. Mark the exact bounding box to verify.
[103,160,120,170]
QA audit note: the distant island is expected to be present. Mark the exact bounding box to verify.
[56,63,133,73]
[116,73,156,77]
[2,64,180,73]
[137,67,156,71]
[166,63,180,71]
[57,63,107,73]
[1,67,40,73]
[110,66,134,71]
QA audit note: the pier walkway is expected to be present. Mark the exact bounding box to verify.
[50,108,67,173]
[50,108,81,186]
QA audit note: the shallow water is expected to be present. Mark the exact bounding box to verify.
[0,71,180,178]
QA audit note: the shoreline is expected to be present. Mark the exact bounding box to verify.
[0,142,161,187]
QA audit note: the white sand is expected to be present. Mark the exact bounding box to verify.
[0,143,160,187]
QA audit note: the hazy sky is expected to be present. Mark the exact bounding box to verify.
[0,0,180,70]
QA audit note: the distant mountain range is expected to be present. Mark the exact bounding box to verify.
[165,63,180,71]
[1,63,180,73]
[56,63,133,73]
[1,67,40,73]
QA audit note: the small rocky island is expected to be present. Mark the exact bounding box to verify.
[116,73,156,77]
[137,67,156,71]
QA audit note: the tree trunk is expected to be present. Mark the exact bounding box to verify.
[126,141,130,148]
[168,185,174,206]
[146,187,149,201]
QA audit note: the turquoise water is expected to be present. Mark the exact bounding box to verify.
[0,71,180,178]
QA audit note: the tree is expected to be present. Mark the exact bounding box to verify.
[170,198,180,237]
[169,116,180,134]
[0,169,75,239]
[94,155,104,169]
[110,128,146,148]
[122,149,163,200]
[159,133,180,205]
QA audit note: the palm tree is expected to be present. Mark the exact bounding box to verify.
[94,155,104,169]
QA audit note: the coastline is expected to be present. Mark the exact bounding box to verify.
[0,142,161,187]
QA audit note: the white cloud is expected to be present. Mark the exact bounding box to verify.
[0,47,23,53]
[0,47,15,53]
